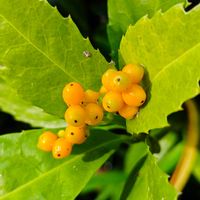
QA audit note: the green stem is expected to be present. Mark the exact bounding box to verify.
[170,100,199,192]
[92,124,126,131]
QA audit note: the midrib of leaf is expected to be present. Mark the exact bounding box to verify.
[152,42,200,83]
[0,136,126,199]
[0,14,78,82]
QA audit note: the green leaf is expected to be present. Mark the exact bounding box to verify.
[0,0,109,118]
[0,78,65,128]
[122,147,178,200]
[120,4,200,134]
[125,142,149,173]
[107,0,185,61]
[154,130,179,161]
[0,129,125,199]
[82,171,126,200]
[95,183,123,200]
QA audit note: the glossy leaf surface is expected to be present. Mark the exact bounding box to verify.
[120,4,200,133]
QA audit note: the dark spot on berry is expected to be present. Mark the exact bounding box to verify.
[85,135,88,138]
[95,115,98,119]
[70,83,74,86]
[57,154,61,157]
[74,120,78,123]
[71,132,74,135]
[107,105,110,109]
[117,78,121,82]
[141,100,144,104]
[81,101,84,105]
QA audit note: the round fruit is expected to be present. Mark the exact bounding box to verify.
[99,85,108,94]
[101,69,116,90]
[109,71,131,92]
[62,82,85,106]
[81,89,100,105]
[57,130,65,138]
[85,103,104,125]
[64,105,86,127]
[122,64,144,83]
[65,126,87,144]
[118,105,138,119]
[122,84,146,106]
[52,138,72,159]
[102,91,124,112]
[37,131,57,152]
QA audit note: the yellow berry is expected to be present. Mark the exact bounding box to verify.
[52,138,72,159]
[81,89,100,105]
[122,84,146,107]
[64,105,86,127]
[101,69,116,90]
[118,105,138,119]
[122,64,144,83]
[65,126,87,144]
[37,131,57,152]
[109,71,131,92]
[99,85,108,94]
[102,91,124,112]
[57,130,65,138]
[85,103,104,125]
[62,82,85,106]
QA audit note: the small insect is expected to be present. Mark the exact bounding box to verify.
[83,51,92,58]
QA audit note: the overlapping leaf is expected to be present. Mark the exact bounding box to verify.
[122,151,177,199]
[107,0,185,61]
[83,171,126,200]
[0,129,125,199]
[0,0,109,118]
[83,141,178,200]
[122,142,177,200]
[120,4,200,134]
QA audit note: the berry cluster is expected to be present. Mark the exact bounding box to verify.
[37,83,103,159]
[100,63,146,119]
[37,131,72,159]
[63,83,103,127]
[37,63,146,159]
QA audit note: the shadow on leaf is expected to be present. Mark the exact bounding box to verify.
[120,154,148,200]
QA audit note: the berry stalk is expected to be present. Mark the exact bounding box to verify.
[170,100,199,192]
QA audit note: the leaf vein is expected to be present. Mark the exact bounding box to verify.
[152,42,200,82]
[0,136,125,199]
[0,14,78,82]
